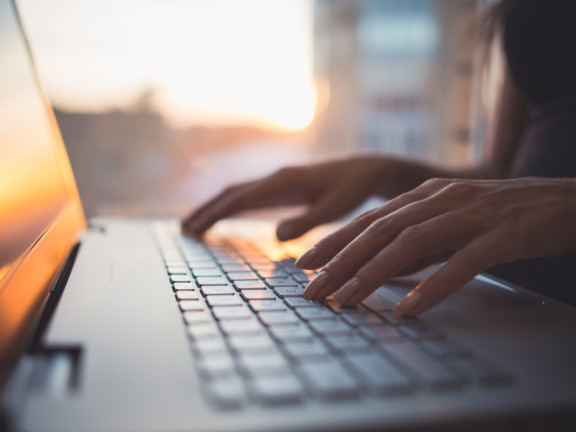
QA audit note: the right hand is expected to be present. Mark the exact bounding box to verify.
[181,155,394,241]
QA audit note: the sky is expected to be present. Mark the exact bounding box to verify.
[18,0,315,130]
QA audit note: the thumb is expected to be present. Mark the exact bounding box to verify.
[275,185,367,241]
[276,214,317,241]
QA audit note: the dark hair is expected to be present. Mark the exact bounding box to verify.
[481,0,518,43]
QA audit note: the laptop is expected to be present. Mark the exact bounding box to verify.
[2,0,576,430]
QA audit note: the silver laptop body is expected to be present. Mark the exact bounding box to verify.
[1,1,576,431]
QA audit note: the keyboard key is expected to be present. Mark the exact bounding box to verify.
[345,352,414,396]
[283,340,330,360]
[324,334,372,353]
[258,269,288,278]
[340,308,386,327]
[201,285,235,296]
[273,286,304,298]
[275,258,298,271]
[268,324,314,342]
[296,308,335,320]
[187,323,220,339]
[238,352,289,376]
[222,264,251,272]
[265,277,299,288]
[250,300,289,312]
[293,273,314,283]
[183,311,213,324]
[204,376,245,409]
[171,274,191,283]
[176,291,199,300]
[309,319,353,335]
[228,335,276,353]
[398,323,444,341]
[379,341,464,391]
[191,338,229,356]
[298,361,360,401]
[258,311,300,326]
[220,318,264,335]
[216,257,244,265]
[358,325,403,342]
[193,268,225,277]
[164,259,186,267]
[179,300,205,311]
[173,282,198,291]
[212,306,253,320]
[167,265,188,275]
[227,272,258,281]
[249,374,304,406]
[377,311,419,326]
[197,276,230,286]
[184,253,213,262]
[250,262,277,271]
[285,297,324,308]
[196,355,236,378]
[235,280,266,290]
[187,260,218,269]
[242,290,277,301]
[206,295,243,307]
[360,293,398,313]
[184,254,213,262]
[162,252,182,261]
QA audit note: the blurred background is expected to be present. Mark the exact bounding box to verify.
[18,0,486,218]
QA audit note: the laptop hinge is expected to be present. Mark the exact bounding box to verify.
[28,243,80,351]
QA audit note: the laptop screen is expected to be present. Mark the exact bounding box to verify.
[0,0,85,368]
[0,0,69,274]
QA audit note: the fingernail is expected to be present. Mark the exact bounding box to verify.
[295,247,318,268]
[333,278,360,306]
[394,290,422,317]
[303,271,328,299]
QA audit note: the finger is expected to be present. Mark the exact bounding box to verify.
[302,200,452,300]
[331,204,492,306]
[296,185,442,270]
[182,183,249,235]
[394,232,503,317]
[183,170,304,236]
[276,181,371,241]
[181,182,259,236]
[330,213,479,306]
[393,250,454,276]
[183,167,312,236]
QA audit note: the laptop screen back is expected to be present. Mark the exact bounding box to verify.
[0,0,85,369]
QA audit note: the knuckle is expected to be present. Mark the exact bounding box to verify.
[421,177,450,190]
[397,223,429,243]
[437,181,478,199]
[352,208,379,225]
[366,216,394,236]
[323,253,349,276]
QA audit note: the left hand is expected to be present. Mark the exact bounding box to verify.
[296,177,576,316]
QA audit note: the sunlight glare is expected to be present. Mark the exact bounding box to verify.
[19,0,315,130]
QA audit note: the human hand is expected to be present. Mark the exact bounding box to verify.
[296,177,576,316]
[182,155,392,241]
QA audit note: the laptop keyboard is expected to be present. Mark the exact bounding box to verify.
[153,223,513,409]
